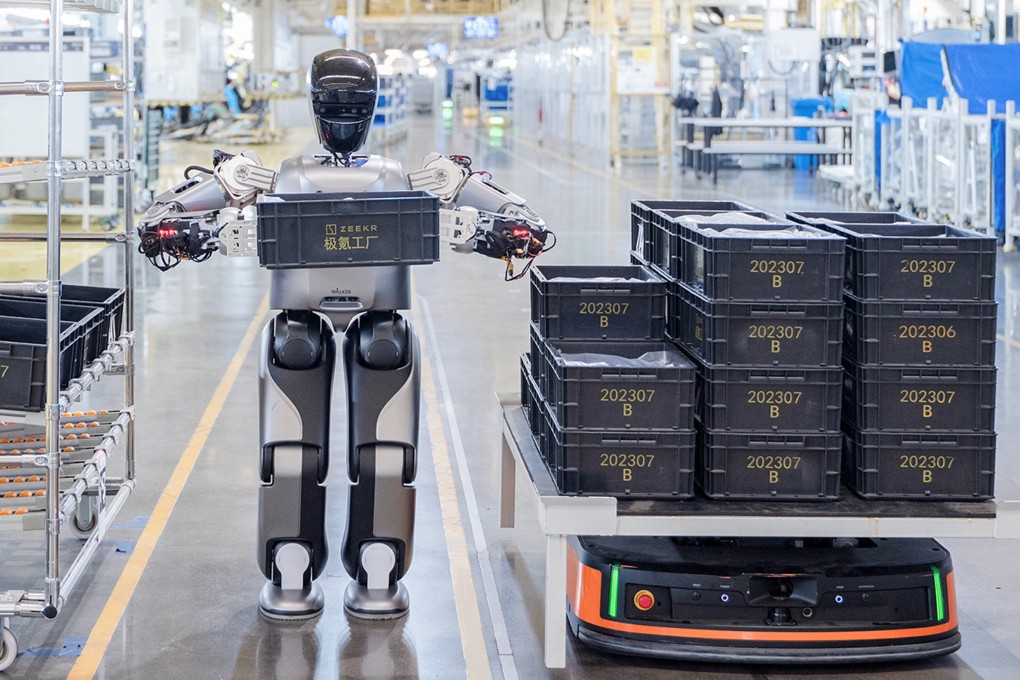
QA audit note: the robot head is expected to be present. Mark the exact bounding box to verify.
[308,49,377,157]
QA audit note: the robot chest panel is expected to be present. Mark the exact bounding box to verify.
[276,155,408,194]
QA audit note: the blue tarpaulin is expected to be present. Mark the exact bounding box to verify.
[943,44,1020,111]
[899,41,947,107]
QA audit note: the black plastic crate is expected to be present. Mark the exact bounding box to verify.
[787,215,996,301]
[0,298,103,366]
[843,428,995,500]
[0,317,84,411]
[842,295,997,366]
[530,265,666,341]
[5,285,125,352]
[632,199,756,267]
[697,364,842,432]
[843,364,996,432]
[62,285,125,350]
[539,339,695,430]
[545,424,696,498]
[676,220,845,302]
[697,428,842,500]
[672,284,844,367]
[649,209,776,276]
[257,191,441,269]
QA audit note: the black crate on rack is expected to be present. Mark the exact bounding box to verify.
[544,424,696,498]
[6,285,126,352]
[787,214,996,301]
[697,364,843,432]
[842,295,997,366]
[843,428,995,500]
[0,317,85,411]
[0,298,103,366]
[671,284,844,367]
[539,339,695,430]
[675,220,845,302]
[256,191,441,269]
[62,285,126,350]
[632,199,756,267]
[843,364,996,431]
[530,265,666,341]
[649,209,777,277]
[697,428,842,500]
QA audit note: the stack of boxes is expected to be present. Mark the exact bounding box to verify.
[789,212,998,499]
[519,201,997,504]
[520,264,698,499]
[652,208,847,500]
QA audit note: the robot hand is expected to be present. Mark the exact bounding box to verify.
[439,207,553,280]
[137,150,275,270]
[410,153,554,280]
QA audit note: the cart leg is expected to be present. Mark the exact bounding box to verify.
[0,619,17,672]
[499,433,516,529]
[544,533,568,669]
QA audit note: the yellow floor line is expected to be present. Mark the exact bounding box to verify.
[420,335,493,680]
[999,333,1020,350]
[67,295,269,680]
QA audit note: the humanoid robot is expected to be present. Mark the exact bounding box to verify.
[138,49,549,621]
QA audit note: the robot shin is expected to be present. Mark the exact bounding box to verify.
[342,311,420,589]
[257,311,334,590]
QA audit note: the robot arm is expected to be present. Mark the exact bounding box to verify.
[137,150,275,270]
[408,153,553,280]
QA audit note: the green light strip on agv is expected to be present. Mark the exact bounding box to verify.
[932,567,945,621]
[608,564,620,618]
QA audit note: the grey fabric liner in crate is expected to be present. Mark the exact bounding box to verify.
[559,351,686,368]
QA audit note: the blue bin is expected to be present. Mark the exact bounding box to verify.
[792,97,834,169]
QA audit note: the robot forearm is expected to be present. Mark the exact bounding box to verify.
[138,151,275,270]
[409,153,553,279]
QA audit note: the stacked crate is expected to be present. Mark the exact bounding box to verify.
[0,285,125,411]
[521,264,698,499]
[789,212,998,500]
[643,204,847,500]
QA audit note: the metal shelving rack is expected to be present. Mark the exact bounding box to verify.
[0,0,137,670]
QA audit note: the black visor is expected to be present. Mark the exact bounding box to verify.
[308,49,378,155]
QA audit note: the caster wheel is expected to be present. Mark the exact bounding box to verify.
[69,502,97,540]
[0,627,17,672]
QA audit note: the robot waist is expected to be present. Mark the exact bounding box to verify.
[270,265,412,328]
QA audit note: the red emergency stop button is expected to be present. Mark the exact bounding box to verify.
[634,589,655,611]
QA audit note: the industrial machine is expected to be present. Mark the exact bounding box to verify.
[567,535,960,663]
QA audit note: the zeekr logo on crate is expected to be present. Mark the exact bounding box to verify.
[323,223,379,251]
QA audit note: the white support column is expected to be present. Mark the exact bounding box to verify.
[876,0,888,57]
[898,0,911,42]
[544,534,568,668]
[997,0,1008,44]
[347,0,359,51]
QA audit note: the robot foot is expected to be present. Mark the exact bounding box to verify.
[343,581,410,620]
[258,581,326,622]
